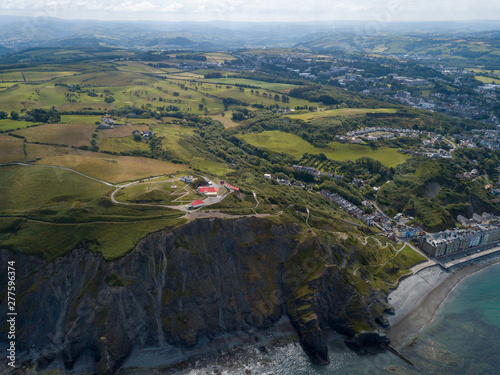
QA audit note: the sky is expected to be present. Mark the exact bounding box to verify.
[0,0,499,22]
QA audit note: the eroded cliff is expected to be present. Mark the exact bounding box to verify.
[0,217,390,373]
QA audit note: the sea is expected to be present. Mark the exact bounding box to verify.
[164,262,500,375]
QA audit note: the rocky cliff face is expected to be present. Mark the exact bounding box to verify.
[0,217,388,374]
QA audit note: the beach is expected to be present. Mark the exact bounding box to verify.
[385,256,500,347]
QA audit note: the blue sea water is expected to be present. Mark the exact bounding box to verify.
[168,263,500,375]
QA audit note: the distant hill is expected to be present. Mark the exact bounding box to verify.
[0,16,499,51]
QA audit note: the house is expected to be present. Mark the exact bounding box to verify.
[189,199,205,209]
[101,117,115,125]
[180,175,193,183]
[361,200,373,207]
[98,123,114,129]
[198,186,218,196]
[264,174,272,179]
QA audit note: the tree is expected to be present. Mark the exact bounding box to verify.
[0,111,7,119]
[10,111,19,120]
[232,111,244,121]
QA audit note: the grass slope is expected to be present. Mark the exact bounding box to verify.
[240,130,409,167]
[285,108,398,121]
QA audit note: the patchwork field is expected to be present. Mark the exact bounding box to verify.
[240,130,409,167]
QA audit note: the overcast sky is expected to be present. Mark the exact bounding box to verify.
[0,0,499,22]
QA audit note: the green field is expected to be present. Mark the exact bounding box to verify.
[114,180,200,206]
[0,119,37,132]
[209,112,239,128]
[0,71,24,82]
[240,130,409,167]
[204,53,237,63]
[60,115,102,124]
[0,135,25,162]
[475,75,500,84]
[115,61,167,74]
[0,165,186,260]
[285,108,398,121]
[13,123,96,147]
[0,165,112,212]
[99,135,151,153]
[23,71,77,81]
[0,216,184,260]
[204,77,300,91]
[25,143,187,183]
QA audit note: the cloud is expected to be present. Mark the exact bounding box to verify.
[0,0,498,21]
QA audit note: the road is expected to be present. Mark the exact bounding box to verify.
[435,242,500,269]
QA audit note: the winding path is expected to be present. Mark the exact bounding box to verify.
[1,162,230,213]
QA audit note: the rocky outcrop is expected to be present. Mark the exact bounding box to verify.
[0,217,389,374]
[344,332,390,354]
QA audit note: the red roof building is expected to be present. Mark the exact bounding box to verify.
[189,199,205,209]
[224,183,239,191]
[198,186,219,195]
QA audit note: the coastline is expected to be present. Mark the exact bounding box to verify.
[385,255,500,348]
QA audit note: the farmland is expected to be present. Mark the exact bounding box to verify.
[0,135,25,162]
[0,119,38,132]
[240,130,409,167]
[99,135,151,153]
[13,123,96,147]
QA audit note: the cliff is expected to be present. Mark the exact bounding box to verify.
[0,217,389,373]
